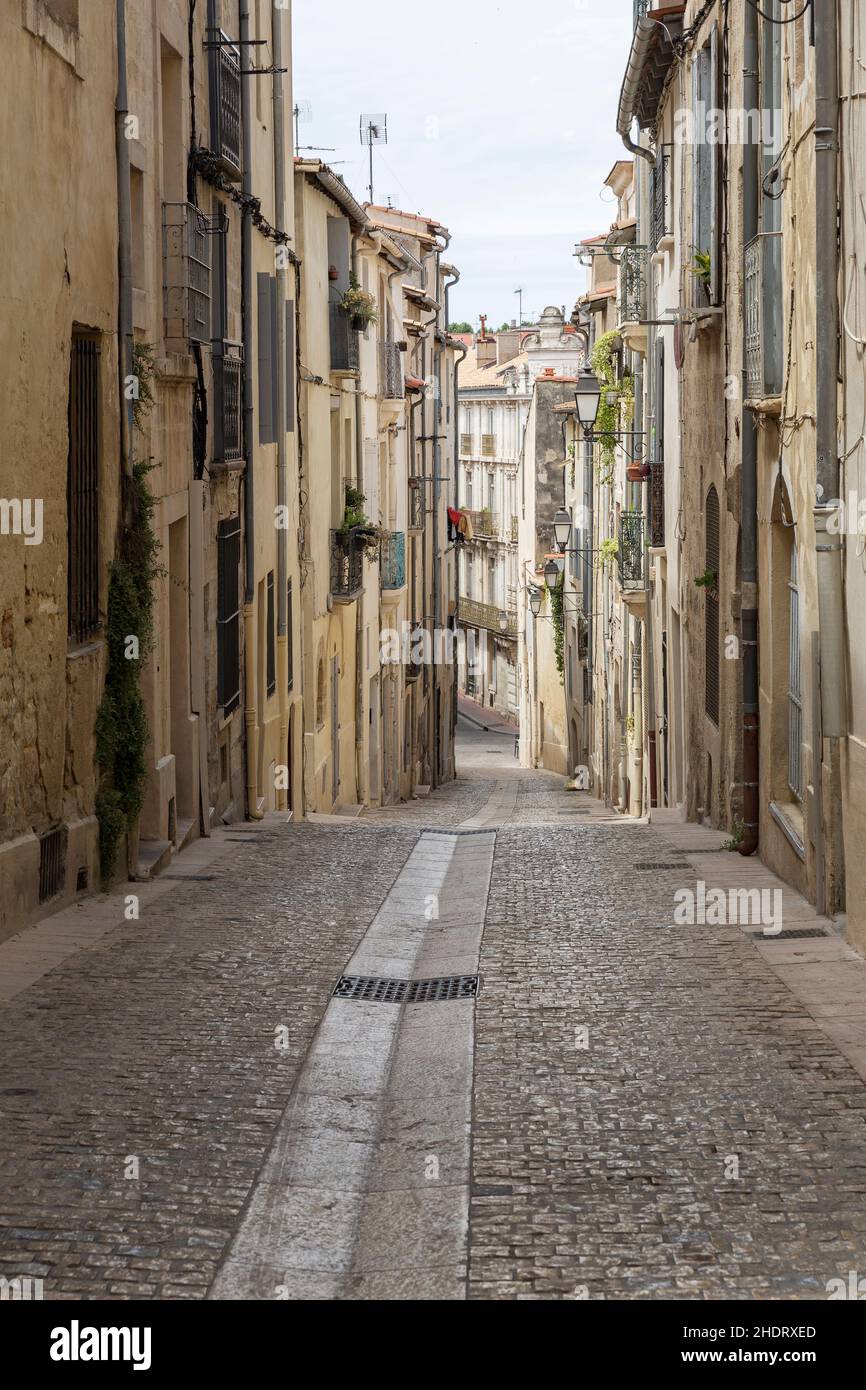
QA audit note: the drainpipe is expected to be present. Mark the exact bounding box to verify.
[814,0,847,740]
[272,2,289,812]
[240,0,262,820]
[739,0,760,857]
[115,0,134,486]
[452,329,468,753]
[351,237,366,804]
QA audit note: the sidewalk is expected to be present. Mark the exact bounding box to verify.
[457,693,518,735]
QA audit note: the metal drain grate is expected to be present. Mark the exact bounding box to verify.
[634,861,689,871]
[751,927,828,941]
[162,874,217,882]
[333,974,480,1004]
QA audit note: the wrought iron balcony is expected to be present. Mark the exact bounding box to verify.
[459,433,473,456]
[618,511,646,590]
[379,340,403,399]
[459,596,518,639]
[330,529,365,601]
[213,342,244,463]
[408,479,424,530]
[510,515,518,543]
[618,246,648,324]
[381,531,406,589]
[465,509,499,539]
[329,303,360,373]
[207,30,242,179]
[744,232,783,399]
[649,460,665,547]
[481,434,497,458]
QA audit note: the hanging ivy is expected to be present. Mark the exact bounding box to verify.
[590,331,633,486]
[94,462,162,881]
[546,571,565,683]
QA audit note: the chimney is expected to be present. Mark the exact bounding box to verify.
[496,329,521,365]
[475,314,496,368]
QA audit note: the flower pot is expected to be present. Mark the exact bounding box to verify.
[626,463,650,482]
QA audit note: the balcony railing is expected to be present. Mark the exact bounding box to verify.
[465,509,500,538]
[408,479,424,530]
[459,596,518,639]
[329,303,360,373]
[381,531,406,589]
[207,30,242,179]
[619,511,646,589]
[330,529,364,601]
[213,342,243,463]
[619,246,648,324]
[744,231,783,400]
[379,340,403,399]
[163,202,211,345]
[481,434,497,458]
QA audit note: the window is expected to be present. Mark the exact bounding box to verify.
[465,470,473,508]
[67,329,100,644]
[487,472,495,510]
[266,569,276,696]
[704,486,720,725]
[257,272,278,444]
[287,579,294,691]
[217,516,241,715]
[788,547,803,798]
[692,30,721,304]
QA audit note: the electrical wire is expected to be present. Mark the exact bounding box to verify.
[744,0,812,24]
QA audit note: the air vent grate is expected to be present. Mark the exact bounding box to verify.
[38,825,67,903]
[333,975,480,1005]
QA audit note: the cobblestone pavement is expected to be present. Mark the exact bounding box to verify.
[1,718,865,1299]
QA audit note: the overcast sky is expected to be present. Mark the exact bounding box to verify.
[292,0,633,329]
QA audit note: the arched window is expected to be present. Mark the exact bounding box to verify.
[705,485,720,725]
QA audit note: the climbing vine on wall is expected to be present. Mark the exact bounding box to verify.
[547,571,565,683]
[94,462,162,881]
[590,330,633,487]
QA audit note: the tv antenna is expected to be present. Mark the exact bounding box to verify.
[514,286,526,327]
[360,113,388,204]
[293,100,335,159]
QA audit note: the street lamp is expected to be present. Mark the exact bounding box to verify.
[544,558,562,589]
[574,363,602,433]
[498,610,509,633]
[528,587,542,617]
[553,507,572,553]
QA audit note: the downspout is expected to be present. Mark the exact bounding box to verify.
[739,0,760,857]
[814,0,847,741]
[240,0,263,819]
[115,0,134,485]
[452,330,468,754]
[351,236,366,805]
[272,1,289,812]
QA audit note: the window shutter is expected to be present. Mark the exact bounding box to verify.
[257,271,275,444]
[285,299,295,433]
[709,25,722,305]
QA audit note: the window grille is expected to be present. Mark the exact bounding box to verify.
[217,516,241,715]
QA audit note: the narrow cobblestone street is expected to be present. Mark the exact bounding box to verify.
[2,719,866,1301]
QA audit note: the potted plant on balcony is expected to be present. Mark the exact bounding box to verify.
[339,486,381,556]
[626,460,651,482]
[340,274,379,331]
